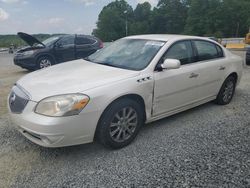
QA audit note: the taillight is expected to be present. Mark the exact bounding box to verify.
[99,41,104,48]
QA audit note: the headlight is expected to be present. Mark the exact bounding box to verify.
[23,50,34,56]
[35,94,90,117]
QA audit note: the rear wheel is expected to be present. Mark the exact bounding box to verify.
[215,76,236,105]
[36,56,54,70]
[96,98,143,149]
[246,59,250,66]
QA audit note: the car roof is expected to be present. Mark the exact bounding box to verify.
[77,34,96,38]
[125,34,212,42]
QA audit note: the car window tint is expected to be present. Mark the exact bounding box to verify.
[194,40,220,61]
[88,39,165,71]
[163,41,194,65]
[216,45,224,58]
[58,36,74,46]
[76,37,95,45]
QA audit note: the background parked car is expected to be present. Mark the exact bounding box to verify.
[246,47,250,65]
[14,32,103,70]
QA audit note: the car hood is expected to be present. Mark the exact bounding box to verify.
[17,32,45,47]
[17,59,140,102]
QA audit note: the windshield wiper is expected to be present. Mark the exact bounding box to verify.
[97,61,123,69]
[86,59,123,69]
[96,61,121,68]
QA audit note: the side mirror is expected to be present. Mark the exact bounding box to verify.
[161,59,181,70]
[55,42,62,48]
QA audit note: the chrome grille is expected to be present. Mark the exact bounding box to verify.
[9,85,30,114]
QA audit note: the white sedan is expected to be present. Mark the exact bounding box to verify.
[8,35,243,149]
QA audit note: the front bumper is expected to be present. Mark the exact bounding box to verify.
[14,55,36,70]
[9,100,100,147]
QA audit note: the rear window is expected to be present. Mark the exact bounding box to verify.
[216,45,224,58]
[76,37,96,45]
[194,40,224,61]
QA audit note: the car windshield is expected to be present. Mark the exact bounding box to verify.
[42,36,60,46]
[87,39,165,71]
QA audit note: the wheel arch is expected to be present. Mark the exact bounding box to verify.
[36,53,56,64]
[215,71,238,105]
[219,72,238,92]
[94,93,147,139]
[227,72,238,84]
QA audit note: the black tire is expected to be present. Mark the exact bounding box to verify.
[96,98,144,149]
[246,60,250,66]
[36,56,54,70]
[215,76,236,105]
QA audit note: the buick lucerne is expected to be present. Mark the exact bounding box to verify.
[8,35,243,149]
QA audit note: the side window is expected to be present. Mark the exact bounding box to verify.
[76,37,95,45]
[194,40,222,61]
[163,41,194,65]
[57,36,74,46]
[216,45,224,58]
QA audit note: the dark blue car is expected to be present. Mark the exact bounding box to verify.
[14,32,103,70]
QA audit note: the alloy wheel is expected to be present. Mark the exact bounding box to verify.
[109,107,138,143]
[40,59,52,69]
[222,80,234,103]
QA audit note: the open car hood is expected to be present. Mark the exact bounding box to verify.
[17,32,45,47]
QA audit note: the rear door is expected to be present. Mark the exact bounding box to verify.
[54,35,75,63]
[75,36,97,59]
[191,40,228,98]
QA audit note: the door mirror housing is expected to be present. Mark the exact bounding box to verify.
[55,42,62,48]
[161,59,181,70]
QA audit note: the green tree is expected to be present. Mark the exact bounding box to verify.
[151,0,188,34]
[184,0,223,36]
[185,0,250,37]
[93,0,250,40]
[130,2,152,35]
[220,0,250,37]
[92,0,133,41]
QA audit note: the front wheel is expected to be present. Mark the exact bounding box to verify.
[96,98,144,149]
[36,56,54,70]
[215,76,236,105]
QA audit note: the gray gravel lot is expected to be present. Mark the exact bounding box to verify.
[0,51,249,188]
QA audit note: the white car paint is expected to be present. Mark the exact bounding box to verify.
[17,60,140,102]
[8,35,243,147]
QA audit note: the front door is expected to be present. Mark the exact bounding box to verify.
[153,40,201,116]
[54,35,75,63]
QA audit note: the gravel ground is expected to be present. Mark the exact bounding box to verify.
[0,52,249,188]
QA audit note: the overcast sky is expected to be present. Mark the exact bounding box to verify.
[0,0,158,35]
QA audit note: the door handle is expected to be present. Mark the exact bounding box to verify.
[219,66,226,70]
[189,73,199,78]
